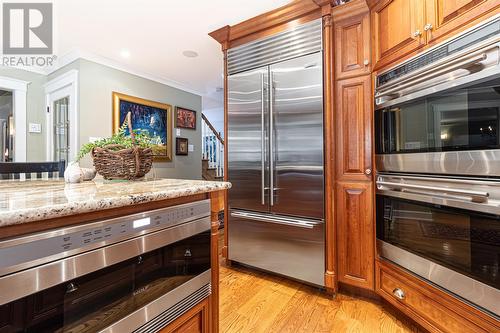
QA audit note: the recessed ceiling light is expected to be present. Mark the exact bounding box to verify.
[120,49,130,58]
[182,50,198,58]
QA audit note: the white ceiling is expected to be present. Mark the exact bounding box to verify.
[53,0,292,106]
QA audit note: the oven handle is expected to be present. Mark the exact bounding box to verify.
[375,51,489,99]
[376,181,489,203]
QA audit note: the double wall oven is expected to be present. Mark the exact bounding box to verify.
[375,17,500,317]
[0,200,211,332]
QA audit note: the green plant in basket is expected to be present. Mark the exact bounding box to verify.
[76,121,157,161]
[77,112,157,180]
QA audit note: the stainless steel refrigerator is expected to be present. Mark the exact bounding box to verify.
[227,20,325,286]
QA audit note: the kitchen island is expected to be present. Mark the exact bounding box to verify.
[0,178,230,333]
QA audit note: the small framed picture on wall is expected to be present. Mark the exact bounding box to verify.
[175,106,197,130]
[176,137,189,155]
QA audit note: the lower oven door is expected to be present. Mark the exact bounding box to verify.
[0,222,211,333]
[376,192,500,317]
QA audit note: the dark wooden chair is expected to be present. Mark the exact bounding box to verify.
[0,161,66,180]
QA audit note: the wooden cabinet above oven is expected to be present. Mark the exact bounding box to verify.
[371,0,500,70]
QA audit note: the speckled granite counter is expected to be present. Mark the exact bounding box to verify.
[0,178,231,227]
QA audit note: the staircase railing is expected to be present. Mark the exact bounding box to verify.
[201,113,224,178]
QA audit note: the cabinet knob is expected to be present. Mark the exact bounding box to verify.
[392,288,406,300]
[424,23,433,31]
[365,168,372,175]
[363,59,370,66]
[412,29,422,38]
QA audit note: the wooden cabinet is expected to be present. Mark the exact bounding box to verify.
[334,12,371,79]
[336,182,374,290]
[376,260,500,333]
[425,0,500,43]
[333,3,375,293]
[335,75,372,181]
[372,0,426,69]
[159,298,209,333]
[372,0,500,69]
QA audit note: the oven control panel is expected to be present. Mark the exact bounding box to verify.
[0,200,211,274]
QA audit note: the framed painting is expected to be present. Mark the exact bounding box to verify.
[176,137,188,156]
[112,92,172,161]
[175,106,197,130]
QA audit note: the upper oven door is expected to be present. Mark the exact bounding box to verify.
[375,74,500,176]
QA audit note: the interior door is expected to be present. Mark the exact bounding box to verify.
[270,53,324,220]
[47,85,73,164]
[227,67,269,212]
[53,97,70,164]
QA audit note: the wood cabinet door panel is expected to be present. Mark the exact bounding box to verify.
[159,298,209,333]
[334,13,371,79]
[372,0,425,69]
[336,75,372,181]
[336,182,374,290]
[425,0,500,44]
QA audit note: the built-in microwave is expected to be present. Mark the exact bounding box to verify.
[0,200,212,333]
[375,17,500,177]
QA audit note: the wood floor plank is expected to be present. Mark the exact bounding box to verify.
[218,231,424,333]
[219,264,425,333]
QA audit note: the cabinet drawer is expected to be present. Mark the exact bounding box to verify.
[376,260,499,333]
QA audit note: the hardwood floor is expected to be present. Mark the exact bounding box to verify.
[218,232,424,333]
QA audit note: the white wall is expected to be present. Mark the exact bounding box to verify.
[202,95,224,138]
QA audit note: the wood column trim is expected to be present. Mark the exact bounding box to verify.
[222,48,230,265]
[321,7,337,294]
[209,190,224,333]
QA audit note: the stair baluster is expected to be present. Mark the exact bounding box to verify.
[201,113,224,181]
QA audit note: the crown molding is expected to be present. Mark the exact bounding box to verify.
[45,49,203,97]
[209,0,327,47]
[3,49,205,97]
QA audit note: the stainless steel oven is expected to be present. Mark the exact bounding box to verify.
[375,17,500,177]
[375,16,500,319]
[0,200,211,333]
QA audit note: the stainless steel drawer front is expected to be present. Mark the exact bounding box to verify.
[229,210,325,286]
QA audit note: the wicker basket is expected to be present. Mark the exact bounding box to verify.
[91,112,153,180]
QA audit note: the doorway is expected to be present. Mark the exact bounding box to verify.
[45,70,78,164]
[0,90,13,162]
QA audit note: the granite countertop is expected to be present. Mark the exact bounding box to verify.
[0,178,231,227]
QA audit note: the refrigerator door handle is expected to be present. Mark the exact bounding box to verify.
[261,73,266,206]
[230,210,323,229]
[269,71,275,207]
